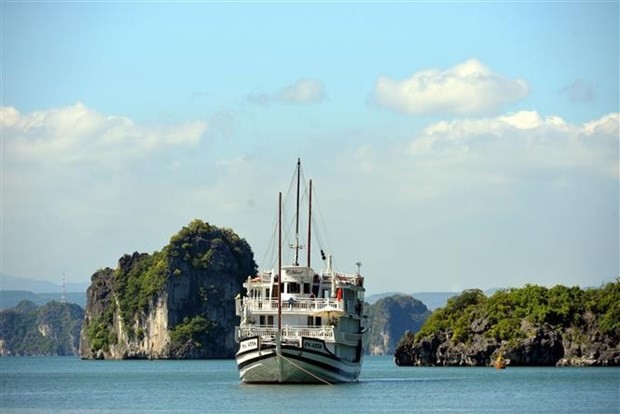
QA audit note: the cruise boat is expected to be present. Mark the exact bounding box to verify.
[235,160,367,384]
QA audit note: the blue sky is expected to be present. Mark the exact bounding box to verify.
[1,2,618,295]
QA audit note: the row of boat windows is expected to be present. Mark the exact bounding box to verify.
[251,282,359,301]
[260,283,330,298]
[258,315,323,326]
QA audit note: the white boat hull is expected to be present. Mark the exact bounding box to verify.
[236,337,362,384]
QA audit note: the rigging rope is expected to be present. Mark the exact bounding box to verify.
[309,185,333,265]
[256,162,342,272]
[276,351,334,386]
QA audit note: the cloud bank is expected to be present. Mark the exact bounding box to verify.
[1,102,207,166]
[342,111,618,210]
[409,111,619,178]
[373,59,530,116]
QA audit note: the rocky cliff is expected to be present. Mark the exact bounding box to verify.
[366,294,431,355]
[79,220,256,359]
[394,282,620,367]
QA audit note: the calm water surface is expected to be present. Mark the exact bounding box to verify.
[1,356,618,413]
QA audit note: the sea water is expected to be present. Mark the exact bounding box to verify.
[1,356,618,413]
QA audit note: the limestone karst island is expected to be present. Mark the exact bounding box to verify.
[1,220,618,367]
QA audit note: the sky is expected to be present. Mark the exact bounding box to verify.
[1,1,618,296]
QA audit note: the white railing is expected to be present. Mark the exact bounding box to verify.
[333,272,364,288]
[241,297,343,313]
[244,272,364,289]
[236,325,335,342]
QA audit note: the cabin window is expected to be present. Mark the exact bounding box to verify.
[307,316,322,326]
[303,283,310,294]
[259,315,265,325]
[267,315,274,326]
[288,283,300,293]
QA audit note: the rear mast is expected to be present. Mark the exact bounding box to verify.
[307,179,312,268]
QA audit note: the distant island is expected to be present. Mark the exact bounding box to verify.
[394,281,620,367]
[0,300,83,356]
[366,295,431,355]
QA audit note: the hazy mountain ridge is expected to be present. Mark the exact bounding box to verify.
[1,272,90,294]
[1,291,86,309]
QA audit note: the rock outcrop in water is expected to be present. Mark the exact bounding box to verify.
[366,294,431,355]
[79,220,256,359]
[394,282,620,367]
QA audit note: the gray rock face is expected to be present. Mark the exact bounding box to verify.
[506,323,564,366]
[394,319,620,367]
[394,284,620,367]
[79,221,256,360]
[366,295,431,355]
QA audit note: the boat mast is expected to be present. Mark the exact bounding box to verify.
[307,179,312,267]
[278,191,282,334]
[294,158,301,266]
[276,191,283,381]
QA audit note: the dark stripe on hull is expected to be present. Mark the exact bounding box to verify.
[236,341,362,383]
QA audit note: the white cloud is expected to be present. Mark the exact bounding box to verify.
[583,113,620,136]
[247,79,327,105]
[215,155,252,174]
[340,111,618,209]
[1,102,207,165]
[373,59,530,116]
[409,111,619,179]
[277,79,326,104]
[246,91,273,106]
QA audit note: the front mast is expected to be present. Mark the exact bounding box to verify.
[294,158,301,266]
[276,191,283,381]
[277,191,282,337]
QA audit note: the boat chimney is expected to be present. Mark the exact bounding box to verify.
[329,255,335,298]
[327,254,333,274]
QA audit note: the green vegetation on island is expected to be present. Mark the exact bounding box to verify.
[0,300,84,356]
[395,280,620,366]
[80,219,257,359]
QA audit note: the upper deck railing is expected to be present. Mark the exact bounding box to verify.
[235,325,335,343]
[241,297,342,312]
[237,296,364,318]
[246,271,364,288]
